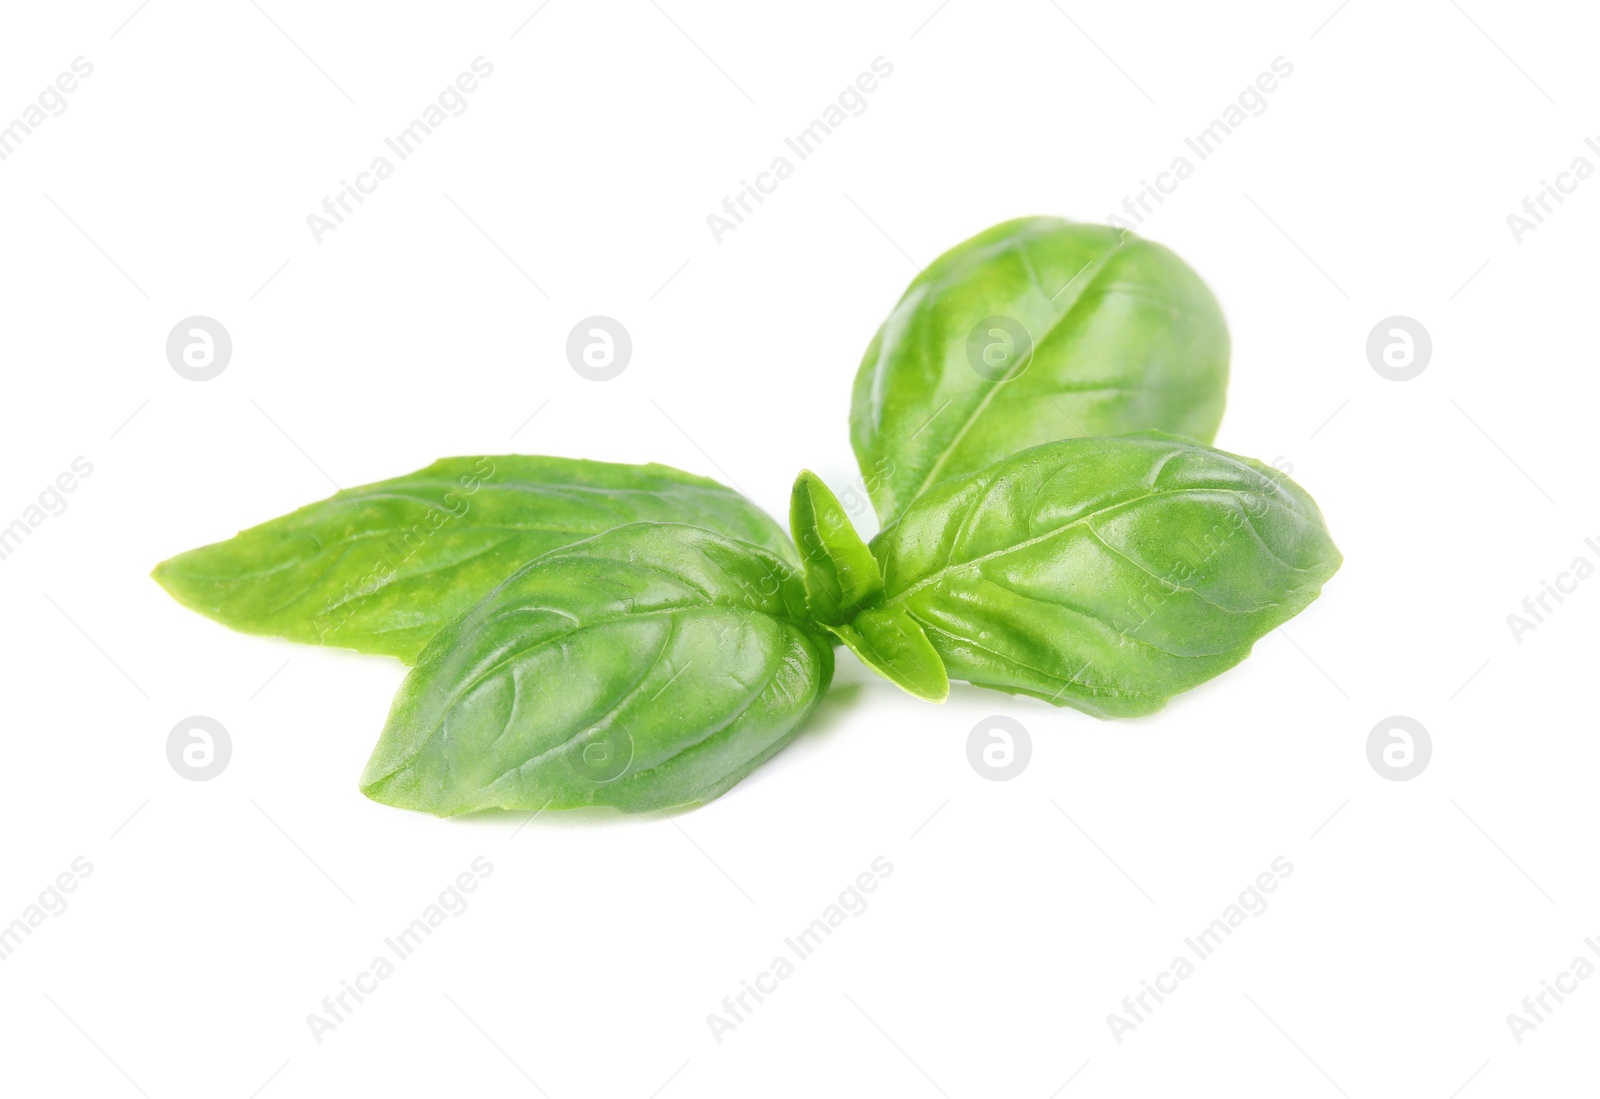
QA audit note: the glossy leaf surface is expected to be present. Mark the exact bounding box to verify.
[871,434,1341,717]
[851,217,1229,522]
[360,524,834,815]
[828,605,949,703]
[152,456,796,662]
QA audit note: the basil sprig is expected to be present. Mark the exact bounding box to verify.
[152,218,1339,816]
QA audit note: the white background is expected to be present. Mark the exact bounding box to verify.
[1,1,1596,1095]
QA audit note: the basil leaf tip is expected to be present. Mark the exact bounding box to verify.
[152,455,794,663]
[827,605,949,704]
[789,468,883,626]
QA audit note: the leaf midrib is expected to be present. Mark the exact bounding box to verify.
[905,234,1137,502]
[882,484,1292,611]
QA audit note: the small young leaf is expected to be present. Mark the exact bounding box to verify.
[828,605,949,703]
[152,456,796,662]
[871,434,1341,717]
[359,524,834,816]
[789,470,882,625]
[851,218,1229,523]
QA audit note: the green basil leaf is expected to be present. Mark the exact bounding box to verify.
[151,456,797,662]
[851,217,1229,523]
[359,523,834,815]
[789,469,882,625]
[828,606,949,704]
[871,434,1341,717]
[788,471,947,701]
